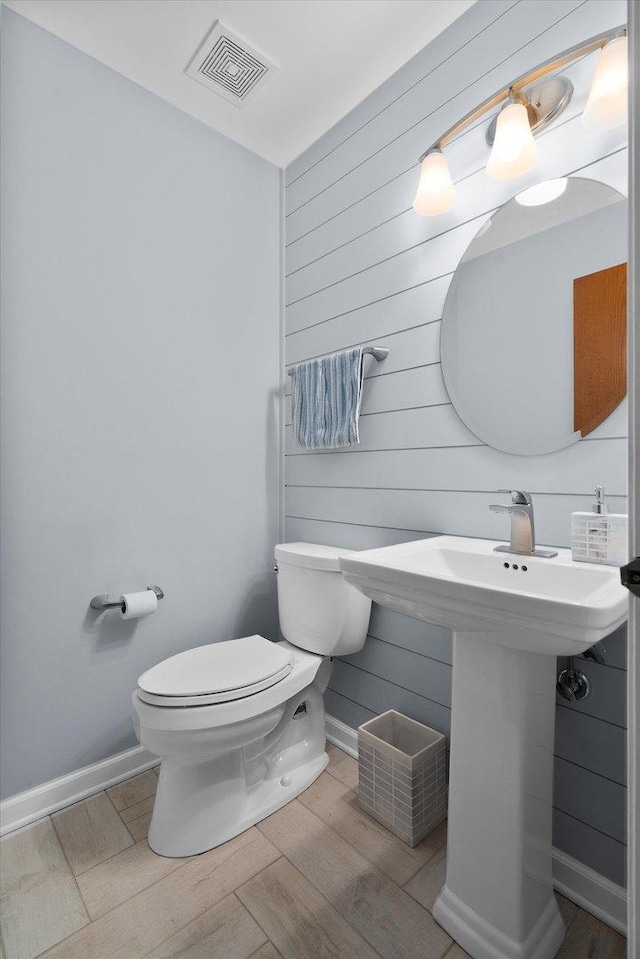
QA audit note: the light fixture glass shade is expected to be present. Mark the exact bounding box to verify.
[582,36,628,131]
[515,177,568,206]
[486,102,538,180]
[412,150,455,215]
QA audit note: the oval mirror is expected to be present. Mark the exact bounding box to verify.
[441,177,628,455]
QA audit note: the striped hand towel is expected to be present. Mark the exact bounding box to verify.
[291,347,364,449]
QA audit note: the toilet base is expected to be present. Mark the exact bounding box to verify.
[142,679,331,858]
[148,751,328,857]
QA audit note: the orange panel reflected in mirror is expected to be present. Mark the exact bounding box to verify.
[573,262,627,437]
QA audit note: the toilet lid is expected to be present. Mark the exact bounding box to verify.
[137,635,294,707]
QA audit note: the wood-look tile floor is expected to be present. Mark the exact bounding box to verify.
[0,745,627,959]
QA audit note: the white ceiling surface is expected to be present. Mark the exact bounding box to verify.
[2,0,475,167]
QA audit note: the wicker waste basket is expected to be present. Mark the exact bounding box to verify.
[358,709,447,847]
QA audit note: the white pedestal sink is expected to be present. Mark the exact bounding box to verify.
[339,536,627,959]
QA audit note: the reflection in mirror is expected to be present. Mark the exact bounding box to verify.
[441,177,627,456]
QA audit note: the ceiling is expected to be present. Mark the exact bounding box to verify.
[2,0,475,167]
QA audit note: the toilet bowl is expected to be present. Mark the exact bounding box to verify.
[132,543,371,857]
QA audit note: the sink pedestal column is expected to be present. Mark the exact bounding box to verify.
[432,631,565,959]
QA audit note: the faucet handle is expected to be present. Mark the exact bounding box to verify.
[497,490,532,505]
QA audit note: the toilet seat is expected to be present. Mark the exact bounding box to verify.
[134,642,328,733]
[137,635,294,707]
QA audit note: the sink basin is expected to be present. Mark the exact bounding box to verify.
[339,535,627,655]
[339,535,628,959]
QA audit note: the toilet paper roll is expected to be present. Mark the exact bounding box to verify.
[120,590,158,620]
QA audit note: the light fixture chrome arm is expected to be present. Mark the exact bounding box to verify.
[417,25,626,164]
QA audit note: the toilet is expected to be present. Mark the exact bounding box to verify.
[132,543,372,857]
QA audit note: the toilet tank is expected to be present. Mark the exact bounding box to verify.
[275,543,372,656]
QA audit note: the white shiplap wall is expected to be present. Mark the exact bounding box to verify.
[283,0,628,886]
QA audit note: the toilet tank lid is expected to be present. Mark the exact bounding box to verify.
[275,542,355,571]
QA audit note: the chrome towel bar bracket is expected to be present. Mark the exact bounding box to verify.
[90,584,165,612]
[287,345,389,376]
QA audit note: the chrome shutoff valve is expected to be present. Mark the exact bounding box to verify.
[556,658,591,701]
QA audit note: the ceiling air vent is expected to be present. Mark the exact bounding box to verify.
[185,21,277,107]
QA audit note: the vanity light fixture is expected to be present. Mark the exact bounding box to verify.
[412,149,455,215]
[582,35,628,130]
[486,96,538,180]
[515,177,568,206]
[413,26,628,216]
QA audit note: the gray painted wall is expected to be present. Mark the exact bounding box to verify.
[284,0,628,885]
[0,11,281,799]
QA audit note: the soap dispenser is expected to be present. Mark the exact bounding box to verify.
[571,486,628,566]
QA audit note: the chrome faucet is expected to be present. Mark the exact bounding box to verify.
[489,490,557,558]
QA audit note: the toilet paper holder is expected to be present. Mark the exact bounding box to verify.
[90,584,164,612]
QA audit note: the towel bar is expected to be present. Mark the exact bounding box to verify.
[287,345,389,375]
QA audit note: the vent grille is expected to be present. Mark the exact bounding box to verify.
[185,22,277,107]
[199,36,268,100]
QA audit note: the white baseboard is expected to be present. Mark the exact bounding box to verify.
[1,717,358,838]
[0,745,159,837]
[552,848,627,935]
[0,716,357,839]
[0,713,628,938]
[325,713,358,758]
[324,713,627,936]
